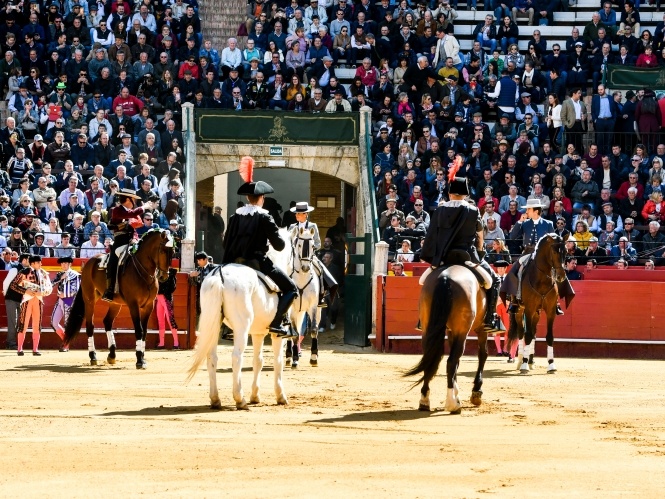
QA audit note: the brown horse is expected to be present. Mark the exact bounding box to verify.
[507,233,567,374]
[64,230,175,368]
[405,265,489,414]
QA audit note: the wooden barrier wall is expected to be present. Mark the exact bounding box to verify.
[374,272,665,359]
[0,263,196,351]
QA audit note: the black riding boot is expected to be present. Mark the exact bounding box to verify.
[102,276,115,302]
[483,285,501,333]
[269,290,298,337]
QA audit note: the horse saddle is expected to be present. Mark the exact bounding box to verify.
[418,250,492,289]
[97,245,130,270]
[231,258,280,294]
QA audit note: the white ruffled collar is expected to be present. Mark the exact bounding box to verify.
[236,205,269,216]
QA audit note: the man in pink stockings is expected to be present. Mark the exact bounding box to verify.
[494,260,518,362]
[14,255,53,356]
[155,267,179,349]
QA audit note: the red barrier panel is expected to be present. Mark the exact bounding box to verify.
[373,276,665,359]
[0,269,196,351]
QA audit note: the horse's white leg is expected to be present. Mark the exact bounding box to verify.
[516,339,525,371]
[232,329,250,410]
[547,345,557,373]
[207,345,221,409]
[250,334,264,404]
[87,336,96,365]
[444,387,462,413]
[271,334,288,405]
[520,341,531,374]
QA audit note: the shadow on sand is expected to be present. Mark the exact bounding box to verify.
[216,365,275,374]
[5,363,109,374]
[305,408,454,425]
[98,404,237,417]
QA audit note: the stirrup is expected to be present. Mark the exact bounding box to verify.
[556,304,564,315]
[101,289,114,302]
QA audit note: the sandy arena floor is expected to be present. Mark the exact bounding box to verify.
[0,330,664,498]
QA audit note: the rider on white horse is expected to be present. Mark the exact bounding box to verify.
[222,157,298,337]
[288,202,339,306]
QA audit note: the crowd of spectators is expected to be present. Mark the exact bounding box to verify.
[2,0,665,270]
[0,0,198,261]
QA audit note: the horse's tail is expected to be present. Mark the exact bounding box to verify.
[63,288,86,345]
[186,272,223,383]
[403,276,452,385]
[506,307,519,351]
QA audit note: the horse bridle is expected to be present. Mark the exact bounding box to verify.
[531,235,567,285]
[131,231,174,283]
[291,232,315,275]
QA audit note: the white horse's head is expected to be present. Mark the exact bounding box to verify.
[291,225,316,273]
[267,228,296,274]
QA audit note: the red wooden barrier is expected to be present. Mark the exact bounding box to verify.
[0,267,196,351]
[373,275,665,359]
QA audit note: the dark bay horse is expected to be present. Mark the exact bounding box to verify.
[405,265,489,414]
[64,230,175,368]
[507,234,567,374]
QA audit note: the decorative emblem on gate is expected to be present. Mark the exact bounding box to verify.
[267,117,293,143]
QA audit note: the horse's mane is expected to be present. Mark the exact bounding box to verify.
[266,228,293,272]
[534,232,563,255]
[135,228,163,251]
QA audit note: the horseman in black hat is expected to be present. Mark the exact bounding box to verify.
[420,156,501,334]
[103,188,150,302]
[222,157,298,336]
[288,201,339,306]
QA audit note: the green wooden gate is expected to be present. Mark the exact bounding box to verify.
[344,232,373,346]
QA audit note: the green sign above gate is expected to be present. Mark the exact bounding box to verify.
[195,110,359,145]
[269,146,283,156]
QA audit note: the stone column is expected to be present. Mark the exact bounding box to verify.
[200,0,247,50]
[181,103,196,272]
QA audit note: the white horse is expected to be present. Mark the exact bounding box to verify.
[187,228,294,410]
[286,224,321,368]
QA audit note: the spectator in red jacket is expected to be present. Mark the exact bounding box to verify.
[111,87,144,118]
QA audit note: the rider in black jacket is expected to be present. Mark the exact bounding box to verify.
[222,157,298,337]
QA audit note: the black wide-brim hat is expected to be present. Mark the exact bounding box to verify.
[448,176,470,196]
[237,180,274,196]
[57,256,74,264]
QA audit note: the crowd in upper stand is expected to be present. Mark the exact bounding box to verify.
[2,0,665,267]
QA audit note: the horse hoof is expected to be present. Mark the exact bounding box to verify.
[519,363,530,374]
[249,396,260,405]
[547,364,557,373]
[470,391,483,406]
[529,363,535,370]
[277,396,288,405]
[310,357,318,366]
[236,401,249,410]
[136,362,147,370]
[450,408,462,415]
[107,355,116,365]
[285,358,291,367]
[90,359,97,366]
[418,403,431,412]
[291,361,298,369]
[210,400,222,410]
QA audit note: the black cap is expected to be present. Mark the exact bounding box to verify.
[493,260,510,268]
[448,176,470,196]
[57,256,74,264]
[29,255,42,263]
[195,251,209,261]
[237,180,275,196]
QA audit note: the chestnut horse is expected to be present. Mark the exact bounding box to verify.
[405,265,490,414]
[63,230,175,368]
[507,233,567,374]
